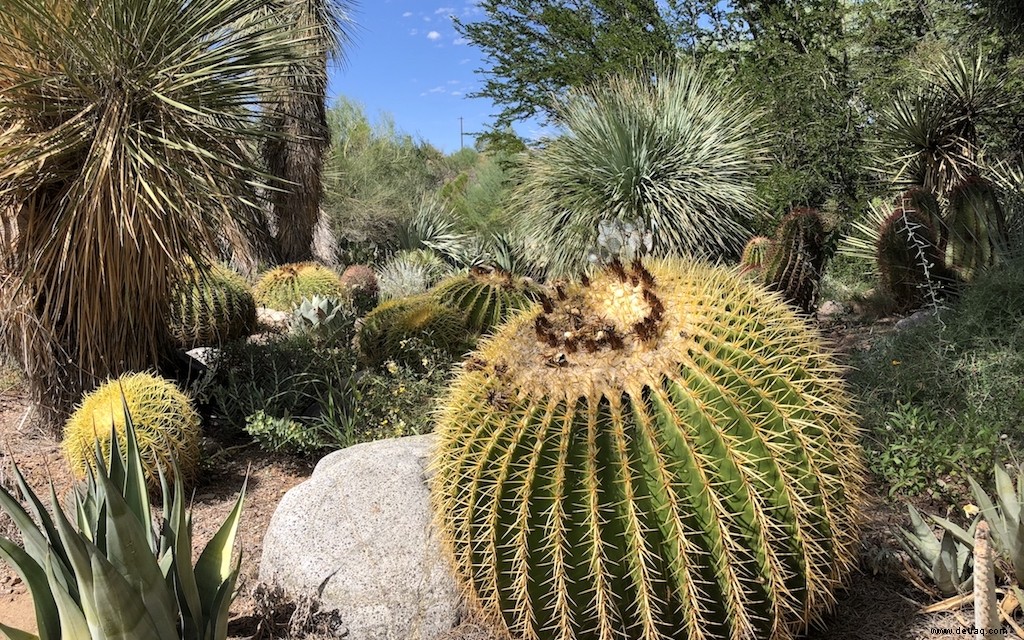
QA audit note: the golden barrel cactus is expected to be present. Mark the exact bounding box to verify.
[64,372,201,487]
[431,266,540,335]
[253,262,346,311]
[168,263,256,347]
[432,258,865,640]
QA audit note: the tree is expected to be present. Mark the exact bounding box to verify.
[454,0,675,126]
[262,0,353,263]
[0,0,299,422]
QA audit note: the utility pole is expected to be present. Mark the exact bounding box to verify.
[459,117,464,150]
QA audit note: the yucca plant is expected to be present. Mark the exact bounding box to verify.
[513,63,765,276]
[432,258,865,640]
[763,208,827,314]
[0,0,299,422]
[0,405,245,640]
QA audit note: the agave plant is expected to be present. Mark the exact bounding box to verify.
[0,0,300,421]
[895,504,974,597]
[513,63,766,276]
[0,405,245,639]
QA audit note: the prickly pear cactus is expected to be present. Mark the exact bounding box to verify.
[169,263,256,347]
[876,208,948,310]
[740,236,772,275]
[431,266,540,335]
[253,262,346,311]
[763,208,827,313]
[946,176,1008,279]
[64,372,201,488]
[356,295,469,366]
[432,258,865,640]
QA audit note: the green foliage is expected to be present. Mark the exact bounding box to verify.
[289,295,356,345]
[763,208,827,313]
[0,408,245,640]
[850,257,1024,499]
[169,264,257,348]
[452,0,675,126]
[63,372,201,489]
[253,262,346,311]
[244,411,324,456]
[946,175,1009,278]
[356,296,468,367]
[514,63,765,276]
[896,503,974,596]
[0,0,299,418]
[340,264,379,314]
[429,268,539,335]
[432,258,865,640]
[876,207,948,310]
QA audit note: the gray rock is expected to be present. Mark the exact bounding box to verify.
[895,308,938,331]
[256,306,290,332]
[259,434,462,640]
[817,300,847,320]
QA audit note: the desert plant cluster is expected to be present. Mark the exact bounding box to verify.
[1,0,1024,639]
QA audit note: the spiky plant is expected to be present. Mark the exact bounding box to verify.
[763,208,827,314]
[513,63,765,276]
[897,188,946,252]
[0,406,244,640]
[340,264,379,313]
[876,208,949,311]
[356,296,468,366]
[169,264,257,348]
[740,236,773,275]
[253,262,346,311]
[430,267,540,335]
[0,0,296,422]
[432,258,865,640]
[377,249,453,301]
[63,372,201,488]
[946,175,1008,279]
[259,0,354,262]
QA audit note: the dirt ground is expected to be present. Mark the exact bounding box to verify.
[0,327,1007,639]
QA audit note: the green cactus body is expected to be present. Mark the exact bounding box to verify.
[169,263,256,347]
[740,236,772,275]
[356,295,468,365]
[431,267,540,335]
[876,207,948,310]
[341,264,379,313]
[763,208,827,313]
[946,176,1008,279]
[432,258,865,640]
[897,188,945,253]
[64,372,201,487]
[253,262,346,311]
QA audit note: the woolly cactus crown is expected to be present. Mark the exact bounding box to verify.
[432,258,866,640]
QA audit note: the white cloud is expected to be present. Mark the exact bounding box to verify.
[459,58,471,65]
[428,86,446,94]
[402,11,413,17]
[427,30,441,40]
[435,6,454,14]
[447,79,460,85]
[453,37,468,45]
[409,28,419,35]
[451,91,463,96]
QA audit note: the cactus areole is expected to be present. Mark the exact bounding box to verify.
[431,258,865,640]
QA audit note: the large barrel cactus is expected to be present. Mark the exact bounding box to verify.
[432,258,865,640]
[763,208,827,313]
[253,262,346,311]
[64,372,201,488]
[946,176,1008,278]
[431,266,541,335]
[356,295,469,366]
[876,207,948,310]
[168,263,256,347]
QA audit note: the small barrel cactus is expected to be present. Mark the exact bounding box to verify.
[876,207,949,310]
[739,235,773,275]
[431,266,541,335]
[340,264,379,313]
[356,295,468,366]
[168,263,256,348]
[432,258,865,640]
[253,262,346,311]
[946,176,1008,279]
[64,372,201,488]
[897,188,945,252]
[763,208,827,313]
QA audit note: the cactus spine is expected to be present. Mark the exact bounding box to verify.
[169,263,256,347]
[63,372,201,488]
[946,176,1008,279]
[432,258,865,640]
[876,207,948,310]
[431,266,540,335]
[740,236,772,275]
[253,262,346,311]
[763,208,827,313]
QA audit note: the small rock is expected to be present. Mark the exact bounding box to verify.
[895,308,938,331]
[817,300,847,320]
[256,307,291,332]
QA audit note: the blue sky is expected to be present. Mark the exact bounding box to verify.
[326,1,543,153]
